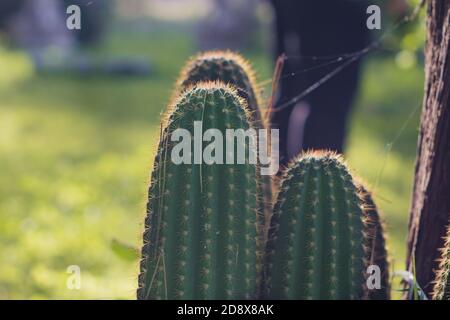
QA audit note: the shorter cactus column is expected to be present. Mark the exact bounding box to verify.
[266,151,367,300]
[432,225,450,300]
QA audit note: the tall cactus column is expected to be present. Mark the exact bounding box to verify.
[266,152,366,299]
[138,83,262,300]
[177,50,272,251]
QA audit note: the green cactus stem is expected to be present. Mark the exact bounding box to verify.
[177,51,264,127]
[432,225,450,300]
[177,50,272,241]
[137,82,263,300]
[266,151,367,300]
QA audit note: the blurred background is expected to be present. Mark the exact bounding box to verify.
[0,0,425,299]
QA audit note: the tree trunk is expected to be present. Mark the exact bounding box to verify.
[407,0,450,298]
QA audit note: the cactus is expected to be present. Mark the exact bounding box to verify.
[178,50,272,248]
[432,225,450,300]
[178,51,264,127]
[265,151,367,300]
[137,82,263,300]
[358,184,390,300]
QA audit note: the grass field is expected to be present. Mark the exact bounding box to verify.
[0,20,424,299]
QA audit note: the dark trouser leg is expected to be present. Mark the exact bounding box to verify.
[302,62,362,153]
[270,0,369,168]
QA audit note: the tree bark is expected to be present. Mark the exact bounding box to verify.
[407,0,450,298]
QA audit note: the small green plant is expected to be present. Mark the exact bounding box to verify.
[137,82,263,300]
[265,151,388,299]
[431,226,450,300]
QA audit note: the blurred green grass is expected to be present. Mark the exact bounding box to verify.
[0,22,423,299]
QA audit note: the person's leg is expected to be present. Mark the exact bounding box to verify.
[296,1,368,153]
[301,62,362,153]
[271,0,369,167]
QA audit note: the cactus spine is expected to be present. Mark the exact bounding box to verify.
[432,226,450,300]
[358,185,390,300]
[266,151,367,299]
[138,83,262,300]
